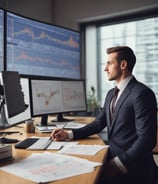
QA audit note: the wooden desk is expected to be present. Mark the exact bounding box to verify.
[0,116,108,184]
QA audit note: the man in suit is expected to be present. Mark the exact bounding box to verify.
[51,46,157,184]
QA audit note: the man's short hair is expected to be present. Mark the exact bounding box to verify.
[107,46,136,72]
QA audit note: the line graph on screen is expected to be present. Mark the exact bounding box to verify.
[6,12,80,79]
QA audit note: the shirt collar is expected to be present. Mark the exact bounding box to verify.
[117,75,133,92]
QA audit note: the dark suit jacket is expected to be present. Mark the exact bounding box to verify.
[72,77,157,182]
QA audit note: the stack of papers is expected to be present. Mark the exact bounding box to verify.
[0,144,13,163]
[0,152,102,183]
[58,144,108,155]
[35,125,56,133]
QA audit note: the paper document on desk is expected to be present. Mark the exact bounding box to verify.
[58,144,108,155]
[50,121,86,129]
[0,152,102,183]
[47,141,78,149]
[35,125,56,133]
[63,121,86,129]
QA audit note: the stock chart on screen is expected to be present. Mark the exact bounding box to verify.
[62,81,86,112]
[6,12,80,79]
[30,79,86,117]
[31,80,63,115]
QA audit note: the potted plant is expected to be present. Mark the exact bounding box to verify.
[87,86,100,116]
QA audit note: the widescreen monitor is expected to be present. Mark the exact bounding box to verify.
[0,9,4,71]
[6,11,81,79]
[30,79,87,126]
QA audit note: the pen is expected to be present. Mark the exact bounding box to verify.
[61,123,67,129]
[49,123,67,140]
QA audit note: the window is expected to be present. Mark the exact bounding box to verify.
[98,17,158,105]
[82,8,158,107]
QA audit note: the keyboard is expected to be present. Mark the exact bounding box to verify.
[27,137,52,150]
[15,138,39,149]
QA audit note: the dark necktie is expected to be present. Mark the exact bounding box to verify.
[111,87,119,114]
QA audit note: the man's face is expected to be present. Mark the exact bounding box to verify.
[104,52,122,82]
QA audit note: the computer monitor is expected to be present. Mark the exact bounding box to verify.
[6,77,31,127]
[6,11,81,79]
[29,78,87,126]
[0,71,28,129]
[0,9,4,71]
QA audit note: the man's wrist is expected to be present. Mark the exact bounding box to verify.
[67,130,74,140]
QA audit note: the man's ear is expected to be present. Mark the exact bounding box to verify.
[120,60,127,70]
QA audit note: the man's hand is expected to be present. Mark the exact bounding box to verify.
[51,128,68,141]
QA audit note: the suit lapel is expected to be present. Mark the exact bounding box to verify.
[108,78,136,134]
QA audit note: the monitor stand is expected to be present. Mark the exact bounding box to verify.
[38,113,74,127]
[40,114,49,127]
[51,113,74,122]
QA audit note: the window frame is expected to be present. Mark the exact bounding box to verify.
[79,6,158,106]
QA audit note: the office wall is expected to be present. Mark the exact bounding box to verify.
[0,0,54,23]
[0,0,157,30]
[53,0,158,30]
